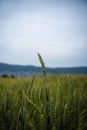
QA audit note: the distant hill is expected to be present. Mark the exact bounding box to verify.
[0,63,87,77]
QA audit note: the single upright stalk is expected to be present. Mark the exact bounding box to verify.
[37,53,47,112]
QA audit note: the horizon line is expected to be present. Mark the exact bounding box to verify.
[0,62,87,68]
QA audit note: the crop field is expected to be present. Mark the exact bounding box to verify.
[0,74,87,130]
[0,54,87,130]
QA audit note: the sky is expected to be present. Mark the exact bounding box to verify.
[0,0,87,67]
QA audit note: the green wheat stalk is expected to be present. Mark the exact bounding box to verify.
[37,53,46,76]
[37,53,47,112]
[27,74,35,96]
[23,90,40,113]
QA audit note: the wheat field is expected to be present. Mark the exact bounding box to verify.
[0,74,87,130]
[0,54,87,130]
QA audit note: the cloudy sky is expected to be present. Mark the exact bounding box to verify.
[0,0,87,67]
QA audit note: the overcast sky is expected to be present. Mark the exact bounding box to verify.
[0,0,87,67]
